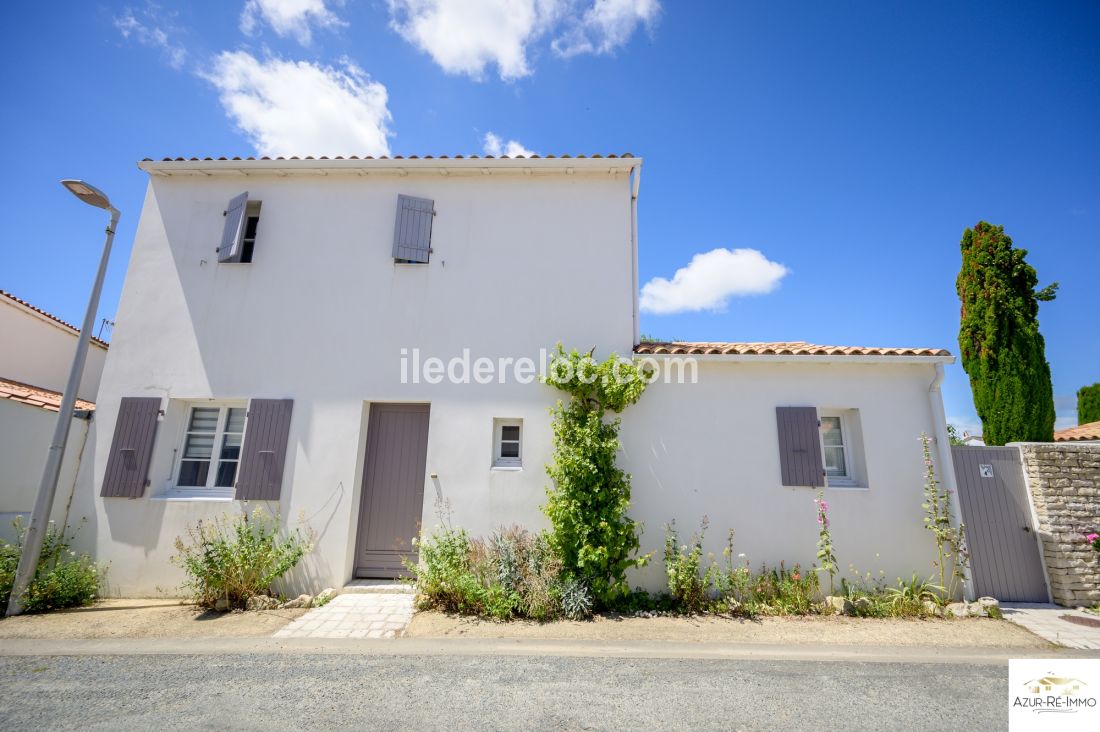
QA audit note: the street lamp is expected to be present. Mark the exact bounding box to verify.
[4,180,120,617]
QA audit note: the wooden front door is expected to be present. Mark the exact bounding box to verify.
[354,403,430,578]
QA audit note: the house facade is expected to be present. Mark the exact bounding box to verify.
[68,155,963,597]
[0,291,106,540]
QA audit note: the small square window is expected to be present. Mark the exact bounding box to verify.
[493,419,522,468]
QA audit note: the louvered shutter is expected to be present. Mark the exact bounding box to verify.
[236,399,294,500]
[392,194,435,262]
[218,192,249,263]
[101,397,161,497]
[775,406,825,487]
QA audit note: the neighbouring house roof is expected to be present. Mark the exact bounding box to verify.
[634,341,953,358]
[1054,421,1100,442]
[0,377,95,412]
[137,154,641,177]
[1,289,109,349]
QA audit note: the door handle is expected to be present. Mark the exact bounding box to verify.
[1022,526,1031,533]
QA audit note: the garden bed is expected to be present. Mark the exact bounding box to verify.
[406,609,1052,648]
[0,599,308,639]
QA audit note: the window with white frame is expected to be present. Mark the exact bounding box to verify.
[493,419,522,468]
[819,415,850,484]
[176,405,246,490]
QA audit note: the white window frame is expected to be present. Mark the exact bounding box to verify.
[819,411,856,488]
[168,402,247,500]
[492,418,523,469]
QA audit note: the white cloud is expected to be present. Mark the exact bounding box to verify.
[114,5,188,70]
[482,132,536,157]
[203,52,392,158]
[552,0,660,57]
[240,0,345,45]
[387,0,659,80]
[639,248,789,315]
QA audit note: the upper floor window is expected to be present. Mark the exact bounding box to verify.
[392,194,435,263]
[218,192,261,264]
[177,405,246,490]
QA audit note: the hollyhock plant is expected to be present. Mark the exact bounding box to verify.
[814,491,837,595]
[1087,533,1100,552]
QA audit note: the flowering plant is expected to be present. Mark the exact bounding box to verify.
[920,433,969,603]
[815,491,837,595]
[1087,533,1100,553]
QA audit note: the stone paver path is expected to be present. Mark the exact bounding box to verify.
[1000,603,1100,650]
[273,593,414,639]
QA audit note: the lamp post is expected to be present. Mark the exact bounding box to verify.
[5,180,119,617]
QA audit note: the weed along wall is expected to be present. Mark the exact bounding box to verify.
[1018,442,1100,606]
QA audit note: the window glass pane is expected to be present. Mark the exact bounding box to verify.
[220,431,242,461]
[215,460,239,488]
[183,432,214,459]
[821,416,844,446]
[824,446,847,477]
[178,460,209,487]
[500,442,520,459]
[225,407,246,434]
[188,407,219,432]
[501,425,520,441]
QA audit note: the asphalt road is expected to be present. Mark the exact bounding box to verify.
[0,650,1007,730]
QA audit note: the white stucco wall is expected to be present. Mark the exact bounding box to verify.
[69,166,637,595]
[0,296,108,402]
[620,360,947,590]
[0,399,91,543]
[68,160,953,598]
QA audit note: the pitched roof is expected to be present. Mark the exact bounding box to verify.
[1,290,109,349]
[1054,420,1100,442]
[0,377,95,413]
[633,341,952,358]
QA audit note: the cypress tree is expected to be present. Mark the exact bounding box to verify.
[956,222,1058,445]
[1079,383,1100,424]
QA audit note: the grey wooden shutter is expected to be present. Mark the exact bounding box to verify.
[236,399,294,500]
[101,397,161,497]
[776,406,825,487]
[218,192,249,263]
[392,194,435,262]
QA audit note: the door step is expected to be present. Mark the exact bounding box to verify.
[342,579,415,594]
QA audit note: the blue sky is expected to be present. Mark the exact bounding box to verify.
[1,1,1097,433]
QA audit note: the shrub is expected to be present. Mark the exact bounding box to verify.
[543,345,650,605]
[663,518,713,614]
[0,520,102,613]
[171,508,312,610]
[410,520,586,621]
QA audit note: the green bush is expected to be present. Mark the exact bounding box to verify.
[543,345,650,606]
[1,520,102,613]
[410,521,590,621]
[663,519,713,614]
[1079,383,1100,425]
[171,508,312,610]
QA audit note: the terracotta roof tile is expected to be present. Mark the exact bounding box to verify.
[1,290,109,349]
[633,341,952,357]
[1053,421,1100,442]
[0,377,95,413]
[145,153,634,162]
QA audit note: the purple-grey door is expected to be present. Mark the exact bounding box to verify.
[354,403,431,578]
[951,446,1049,602]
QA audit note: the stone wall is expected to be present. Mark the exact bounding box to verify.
[1018,442,1100,607]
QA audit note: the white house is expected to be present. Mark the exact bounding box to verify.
[0,291,107,541]
[66,154,961,597]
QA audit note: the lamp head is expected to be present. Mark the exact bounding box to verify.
[60,179,113,211]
